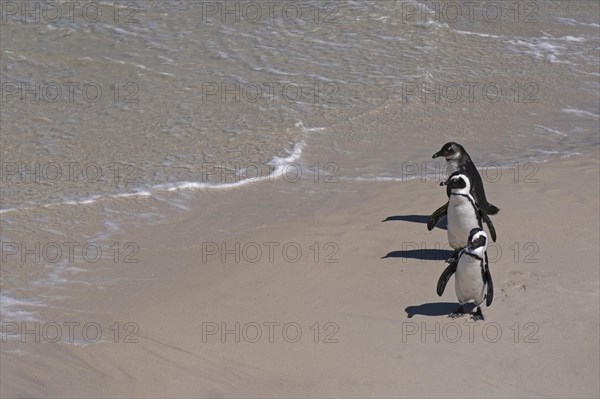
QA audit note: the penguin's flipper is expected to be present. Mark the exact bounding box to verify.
[480,210,497,242]
[484,253,494,307]
[427,202,448,231]
[436,259,457,296]
[470,165,500,216]
[483,202,500,216]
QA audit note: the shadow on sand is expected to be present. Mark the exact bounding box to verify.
[382,214,447,230]
[405,302,459,318]
[381,248,454,261]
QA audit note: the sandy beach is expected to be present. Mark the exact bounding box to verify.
[2,1,599,397]
[2,150,598,398]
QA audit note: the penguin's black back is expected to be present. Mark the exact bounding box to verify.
[455,153,500,215]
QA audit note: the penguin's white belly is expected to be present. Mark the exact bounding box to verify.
[447,197,479,249]
[455,256,486,305]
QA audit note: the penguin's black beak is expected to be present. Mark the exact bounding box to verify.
[432,150,442,159]
[440,179,448,186]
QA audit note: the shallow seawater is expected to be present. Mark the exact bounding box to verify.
[1,0,598,210]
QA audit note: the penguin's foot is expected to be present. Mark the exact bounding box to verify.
[471,306,484,321]
[449,305,465,318]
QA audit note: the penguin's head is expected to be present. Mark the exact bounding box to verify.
[467,228,488,253]
[441,172,471,194]
[432,142,465,160]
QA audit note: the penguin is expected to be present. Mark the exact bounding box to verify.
[439,172,496,260]
[436,228,493,320]
[428,142,499,230]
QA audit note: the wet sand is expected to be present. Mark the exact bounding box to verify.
[2,151,598,398]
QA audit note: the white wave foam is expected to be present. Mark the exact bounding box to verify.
[0,141,306,214]
[559,36,587,42]
[454,30,504,39]
[2,118,319,215]
[555,17,600,28]
[0,295,45,323]
[295,120,326,132]
[562,108,600,119]
[507,38,566,63]
[534,125,567,137]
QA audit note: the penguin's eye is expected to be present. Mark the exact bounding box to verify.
[473,235,486,246]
